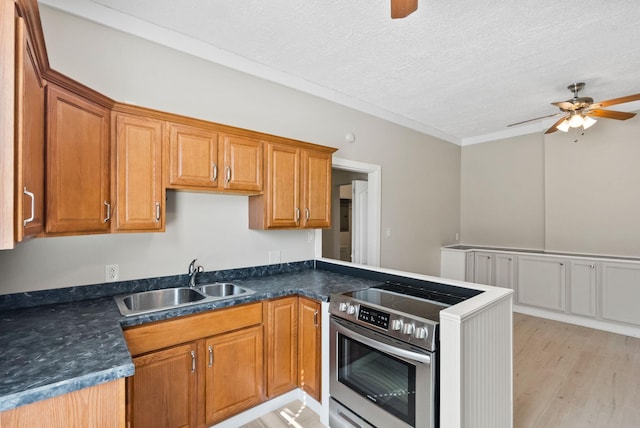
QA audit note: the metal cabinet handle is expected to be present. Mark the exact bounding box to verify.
[211,163,218,181]
[155,202,161,222]
[104,201,111,223]
[225,166,231,183]
[559,262,564,266]
[295,208,301,223]
[23,187,35,226]
[590,264,595,269]
[313,310,319,327]
[190,350,196,373]
[305,208,310,221]
[208,345,213,367]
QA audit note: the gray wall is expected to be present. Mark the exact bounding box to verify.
[0,6,461,295]
[461,116,640,257]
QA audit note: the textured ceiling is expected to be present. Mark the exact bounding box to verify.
[40,0,640,144]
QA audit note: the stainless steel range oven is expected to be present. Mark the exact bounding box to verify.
[329,282,474,428]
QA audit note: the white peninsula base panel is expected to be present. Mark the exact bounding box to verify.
[441,245,640,338]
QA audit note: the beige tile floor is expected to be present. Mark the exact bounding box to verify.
[240,400,326,428]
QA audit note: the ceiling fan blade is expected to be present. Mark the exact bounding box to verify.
[551,101,576,110]
[507,112,565,127]
[391,0,417,18]
[590,94,640,109]
[584,109,637,120]
[544,116,569,134]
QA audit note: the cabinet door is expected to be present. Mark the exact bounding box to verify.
[517,256,566,311]
[14,15,44,242]
[569,260,597,317]
[219,134,263,192]
[473,252,493,285]
[205,325,264,425]
[0,0,15,249]
[264,297,298,398]
[167,122,218,189]
[46,85,110,234]
[128,342,198,428]
[265,142,300,228]
[114,113,163,231]
[493,254,515,289]
[601,262,640,326]
[301,149,332,228]
[298,297,321,401]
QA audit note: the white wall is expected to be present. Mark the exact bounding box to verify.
[0,6,460,295]
[461,116,640,257]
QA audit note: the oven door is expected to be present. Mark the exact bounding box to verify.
[330,316,436,428]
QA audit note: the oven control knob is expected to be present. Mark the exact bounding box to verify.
[402,323,415,335]
[414,327,429,340]
[390,319,403,331]
[346,304,357,315]
[338,302,348,312]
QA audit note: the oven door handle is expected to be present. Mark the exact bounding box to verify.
[333,318,432,365]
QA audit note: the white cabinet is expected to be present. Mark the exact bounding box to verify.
[473,252,493,285]
[568,260,597,317]
[440,248,469,281]
[494,253,515,289]
[517,255,566,311]
[601,262,640,326]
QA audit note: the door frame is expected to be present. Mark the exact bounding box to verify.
[316,157,381,267]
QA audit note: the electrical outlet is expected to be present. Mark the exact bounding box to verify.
[105,264,119,282]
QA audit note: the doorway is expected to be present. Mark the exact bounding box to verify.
[321,158,381,267]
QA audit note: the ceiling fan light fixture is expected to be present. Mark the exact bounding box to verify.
[568,113,585,128]
[557,119,571,132]
[582,116,597,129]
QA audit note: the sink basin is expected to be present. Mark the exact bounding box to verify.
[115,283,255,316]
[197,282,254,298]
[117,287,207,315]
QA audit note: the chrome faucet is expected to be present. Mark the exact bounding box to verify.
[188,259,204,287]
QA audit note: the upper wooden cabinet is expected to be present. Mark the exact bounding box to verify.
[14,14,45,242]
[219,133,263,193]
[249,142,335,229]
[113,112,164,231]
[167,121,219,190]
[46,84,111,235]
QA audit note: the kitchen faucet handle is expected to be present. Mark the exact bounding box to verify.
[189,259,197,273]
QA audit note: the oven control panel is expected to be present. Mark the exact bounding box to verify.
[330,295,437,351]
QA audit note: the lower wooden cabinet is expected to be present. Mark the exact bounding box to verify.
[205,326,264,425]
[298,296,321,401]
[264,296,298,398]
[0,379,124,428]
[124,298,322,427]
[128,342,198,428]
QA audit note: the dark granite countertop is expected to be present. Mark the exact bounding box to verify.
[0,266,379,412]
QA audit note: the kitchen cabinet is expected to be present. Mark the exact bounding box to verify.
[568,259,597,317]
[127,342,198,428]
[113,112,164,231]
[14,13,45,242]
[46,84,111,234]
[264,296,298,398]
[167,121,219,190]
[0,379,124,428]
[123,302,263,427]
[204,326,264,425]
[0,0,15,249]
[472,251,515,289]
[601,261,640,326]
[298,296,321,401]
[219,133,263,192]
[517,255,566,311]
[249,142,335,229]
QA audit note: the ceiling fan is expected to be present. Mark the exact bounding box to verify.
[508,82,640,134]
[391,0,417,18]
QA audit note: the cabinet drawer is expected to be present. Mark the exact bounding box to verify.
[124,302,262,355]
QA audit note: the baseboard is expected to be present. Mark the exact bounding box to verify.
[513,304,640,338]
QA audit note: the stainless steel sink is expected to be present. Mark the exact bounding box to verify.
[197,283,254,298]
[115,283,255,316]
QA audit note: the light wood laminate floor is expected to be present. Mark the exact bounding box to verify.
[514,313,640,428]
[244,314,640,427]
